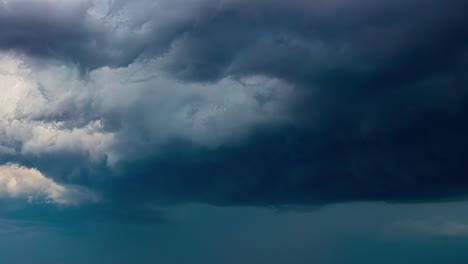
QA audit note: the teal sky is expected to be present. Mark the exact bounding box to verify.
[2,202,468,263]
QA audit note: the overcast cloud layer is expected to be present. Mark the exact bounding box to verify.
[0,0,467,209]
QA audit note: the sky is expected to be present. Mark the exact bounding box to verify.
[0,0,467,263]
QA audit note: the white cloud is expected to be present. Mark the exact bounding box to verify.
[0,51,296,164]
[0,53,116,163]
[2,119,115,161]
[0,163,98,205]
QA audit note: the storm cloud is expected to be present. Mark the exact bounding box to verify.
[0,0,468,209]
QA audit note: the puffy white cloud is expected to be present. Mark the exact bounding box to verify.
[0,163,98,205]
[2,119,115,159]
[0,53,116,163]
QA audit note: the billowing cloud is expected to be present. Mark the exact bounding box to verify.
[0,54,116,164]
[0,52,295,166]
[0,163,97,205]
[0,0,467,209]
[0,0,212,69]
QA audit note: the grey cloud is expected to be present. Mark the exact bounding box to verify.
[0,0,467,208]
[0,50,296,200]
[0,0,210,70]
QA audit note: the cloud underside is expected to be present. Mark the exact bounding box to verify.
[0,0,467,207]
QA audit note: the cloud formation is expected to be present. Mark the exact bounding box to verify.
[0,52,294,165]
[0,53,116,164]
[0,163,97,205]
[0,0,467,208]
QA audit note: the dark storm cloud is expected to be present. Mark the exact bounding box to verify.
[108,112,468,206]
[104,0,468,206]
[0,0,205,69]
[1,0,468,207]
[0,0,112,68]
[2,0,466,79]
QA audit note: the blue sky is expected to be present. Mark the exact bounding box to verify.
[0,0,468,263]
